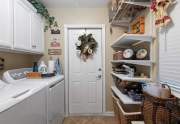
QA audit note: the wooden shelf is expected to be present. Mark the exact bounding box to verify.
[111,86,141,105]
[111,60,153,66]
[111,72,151,82]
[110,1,150,27]
[111,33,153,47]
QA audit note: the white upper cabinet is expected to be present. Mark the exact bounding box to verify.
[31,12,44,53]
[0,0,13,48]
[14,0,32,51]
[13,0,44,54]
[0,0,44,54]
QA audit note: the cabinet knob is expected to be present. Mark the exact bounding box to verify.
[32,45,36,48]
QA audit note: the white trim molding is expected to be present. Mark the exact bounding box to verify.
[64,24,106,116]
[69,111,115,117]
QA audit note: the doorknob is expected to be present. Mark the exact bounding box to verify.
[98,68,102,71]
[96,75,102,79]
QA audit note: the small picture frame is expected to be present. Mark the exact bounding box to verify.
[50,37,60,47]
[51,41,60,48]
[48,49,62,55]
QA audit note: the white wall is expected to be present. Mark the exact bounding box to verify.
[39,7,157,111]
[40,7,125,111]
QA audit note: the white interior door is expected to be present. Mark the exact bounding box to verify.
[68,28,103,114]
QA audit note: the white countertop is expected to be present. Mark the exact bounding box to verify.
[0,75,64,113]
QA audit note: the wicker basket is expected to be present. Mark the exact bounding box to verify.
[112,94,121,123]
[112,94,143,124]
[166,101,180,124]
[142,91,177,124]
[170,110,180,124]
[113,51,123,60]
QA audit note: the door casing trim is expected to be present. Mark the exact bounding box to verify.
[64,24,106,115]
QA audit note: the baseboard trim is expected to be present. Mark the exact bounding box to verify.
[102,111,115,116]
[68,111,115,117]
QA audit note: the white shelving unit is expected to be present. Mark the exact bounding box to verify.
[111,86,141,105]
[111,60,153,66]
[124,1,151,7]
[111,33,153,47]
[111,33,155,82]
[110,1,155,120]
[111,33,155,106]
[111,72,152,82]
[110,1,151,27]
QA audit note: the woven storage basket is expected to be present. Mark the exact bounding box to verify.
[113,51,123,60]
[112,94,121,123]
[112,94,143,124]
[142,91,177,124]
[166,101,180,124]
[170,110,180,124]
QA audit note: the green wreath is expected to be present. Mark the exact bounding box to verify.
[75,34,98,61]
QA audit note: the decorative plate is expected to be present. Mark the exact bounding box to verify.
[136,49,148,59]
[123,49,134,59]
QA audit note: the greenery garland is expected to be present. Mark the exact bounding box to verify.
[28,0,58,32]
[76,34,98,61]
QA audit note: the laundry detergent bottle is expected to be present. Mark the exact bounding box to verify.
[55,58,62,75]
[38,61,48,74]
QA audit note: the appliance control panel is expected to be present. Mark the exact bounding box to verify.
[8,68,32,80]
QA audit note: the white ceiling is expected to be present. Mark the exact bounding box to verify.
[40,0,110,8]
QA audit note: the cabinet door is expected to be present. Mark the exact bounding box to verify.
[14,0,31,51]
[31,12,44,53]
[48,81,65,124]
[0,0,13,48]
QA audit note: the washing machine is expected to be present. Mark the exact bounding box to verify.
[3,68,65,124]
[0,79,31,113]
[0,68,47,124]
[0,77,47,124]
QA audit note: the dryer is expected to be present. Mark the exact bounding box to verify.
[47,79,65,124]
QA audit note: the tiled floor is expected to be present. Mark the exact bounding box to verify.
[63,116,119,124]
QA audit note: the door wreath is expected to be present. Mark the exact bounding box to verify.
[75,33,98,61]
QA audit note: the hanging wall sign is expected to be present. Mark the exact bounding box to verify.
[51,41,60,47]
[48,22,62,56]
[50,37,60,48]
[51,29,60,34]
[48,49,62,55]
[51,26,61,34]
[51,22,61,34]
